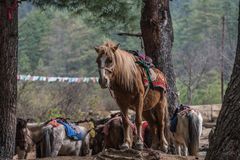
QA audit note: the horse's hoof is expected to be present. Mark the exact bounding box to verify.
[135,141,144,150]
[159,145,168,153]
[120,143,129,150]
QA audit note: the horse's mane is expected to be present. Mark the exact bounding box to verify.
[102,41,138,92]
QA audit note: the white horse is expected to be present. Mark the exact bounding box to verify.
[170,106,203,156]
[43,122,91,157]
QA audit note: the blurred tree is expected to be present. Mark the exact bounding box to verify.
[206,1,240,158]
[0,0,18,158]
[141,0,177,115]
[19,9,51,74]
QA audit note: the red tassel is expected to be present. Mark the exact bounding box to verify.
[5,0,18,21]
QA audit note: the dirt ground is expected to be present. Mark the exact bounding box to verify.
[37,152,202,160]
[37,155,200,160]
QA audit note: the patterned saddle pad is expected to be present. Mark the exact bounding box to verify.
[143,68,167,90]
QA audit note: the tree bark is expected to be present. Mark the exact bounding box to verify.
[140,0,177,116]
[0,0,18,158]
[205,2,240,159]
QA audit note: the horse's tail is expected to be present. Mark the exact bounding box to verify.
[188,111,203,156]
[162,92,170,145]
[42,125,52,157]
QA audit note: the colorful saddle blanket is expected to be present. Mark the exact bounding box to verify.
[143,69,167,90]
[128,50,167,90]
[48,119,85,141]
[57,120,85,141]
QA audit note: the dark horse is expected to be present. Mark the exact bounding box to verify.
[92,113,152,154]
[95,41,169,151]
[92,115,125,155]
[15,118,38,159]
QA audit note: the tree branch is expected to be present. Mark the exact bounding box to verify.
[117,32,142,37]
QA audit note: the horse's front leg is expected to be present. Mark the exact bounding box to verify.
[183,144,188,156]
[120,107,132,149]
[135,94,144,150]
[176,144,181,156]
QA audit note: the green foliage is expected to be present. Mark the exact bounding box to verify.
[47,107,65,119]
[177,71,227,105]
[172,0,238,104]
[19,9,51,73]
[31,0,141,31]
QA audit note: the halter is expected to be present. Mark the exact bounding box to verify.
[99,62,115,73]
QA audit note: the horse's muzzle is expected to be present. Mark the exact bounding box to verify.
[99,77,108,89]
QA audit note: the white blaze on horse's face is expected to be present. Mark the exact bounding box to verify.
[95,44,119,89]
[96,53,113,89]
[98,54,110,88]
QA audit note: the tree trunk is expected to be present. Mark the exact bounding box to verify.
[205,2,240,159]
[140,0,177,116]
[0,0,18,158]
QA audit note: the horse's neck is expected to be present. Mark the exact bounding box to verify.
[112,50,139,88]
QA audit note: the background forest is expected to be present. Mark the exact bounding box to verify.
[17,0,238,121]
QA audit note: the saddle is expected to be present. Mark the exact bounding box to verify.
[128,50,167,90]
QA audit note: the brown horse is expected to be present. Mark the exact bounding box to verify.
[95,41,169,151]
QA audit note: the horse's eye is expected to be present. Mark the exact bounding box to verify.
[106,58,112,64]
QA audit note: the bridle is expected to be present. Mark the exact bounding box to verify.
[99,66,114,73]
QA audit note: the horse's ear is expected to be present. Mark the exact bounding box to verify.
[94,46,100,54]
[112,43,120,52]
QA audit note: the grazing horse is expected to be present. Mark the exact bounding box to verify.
[170,105,203,156]
[95,41,169,151]
[42,120,91,157]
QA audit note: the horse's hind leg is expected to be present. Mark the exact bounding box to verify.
[51,127,63,157]
[51,141,62,157]
[142,110,159,149]
[155,102,168,152]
